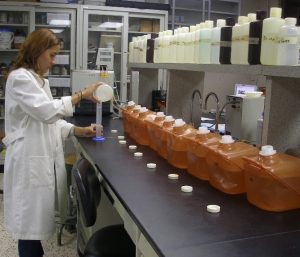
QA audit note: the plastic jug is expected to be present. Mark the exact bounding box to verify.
[185,126,221,180]
[199,20,213,64]
[248,10,267,65]
[220,17,236,64]
[277,18,299,66]
[127,104,141,140]
[135,107,155,146]
[243,145,300,212]
[211,19,226,64]
[146,112,165,151]
[157,116,175,159]
[167,119,194,169]
[122,101,135,135]
[260,7,285,65]
[206,135,259,194]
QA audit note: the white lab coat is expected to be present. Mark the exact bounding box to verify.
[3,68,74,240]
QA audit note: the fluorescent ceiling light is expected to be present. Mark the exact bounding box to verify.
[99,22,123,29]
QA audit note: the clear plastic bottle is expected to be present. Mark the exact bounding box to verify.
[199,20,214,64]
[185,126,221,181]
[243,145,300,212]
[248,10,267,65]
[220,17,236,64]
[206,135,259,194]
[122,101,135,134]
[167,119,194,169]
[146,112,165,151]
[211,19,226,64]
[158,115,175,159]
[260,7,285,65]
[277,17,299,66]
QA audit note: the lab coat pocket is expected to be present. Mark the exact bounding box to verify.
[29,156,53,187]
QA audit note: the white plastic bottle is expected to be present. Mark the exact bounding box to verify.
[128,38,135,63]
[188,25,197,63]
[199,20,214,64]
[240,13,256,64]
[277,18,299,66]
[260,7,285,65]
[231,16,248,64]
[195,22,205,64]
[211,19,226,64]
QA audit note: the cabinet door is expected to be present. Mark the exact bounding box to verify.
[35,7,77,97]
[82,9,128,102]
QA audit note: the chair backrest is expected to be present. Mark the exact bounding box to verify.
[72,158,101,227]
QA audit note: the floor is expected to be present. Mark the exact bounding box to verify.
[0,173,79,257]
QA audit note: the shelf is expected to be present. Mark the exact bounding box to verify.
[128,63,300,79]
[59,50,71,53]
[0,23,28,27]
[0,49,19,52]
[129,31,158,34]
[0,117,4,120]
[35,24,71,28]
[88,28,122,33]
[45,75,70,78]
[0,97,5,100]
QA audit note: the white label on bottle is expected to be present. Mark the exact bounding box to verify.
[14,36,25,44]
[278,37,298,45]
[220,41,231,47]
[249,37,260,45]
[262,33,277,43]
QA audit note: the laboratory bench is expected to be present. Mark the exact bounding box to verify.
[71,116,300,257]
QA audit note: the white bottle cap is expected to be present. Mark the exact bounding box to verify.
[133,105,141,110]
[118,136,125,140]
[134,152,143,157]
[165,115,175,122]
[270,7,282,18]
[174,118,186,127]
[156,112,165,117]
[217,19,226,28]
[168,173,179,180]
[285,17,297,26]
[190,25,196,32]
[128,145,137,150]
[147,163,156,169]
[259,145,277,156]
[181,185,193,193]
[139,107,148,113]
[94,83,114,102]
[207,205,221,213]
[248,13,257,22]
[111,129,118,133]
[200,22,205,29]
[127,101,135,106]
[205,20,214,29]
[220,135,235,144]
[197,126,210,135]
[119,140,126,144]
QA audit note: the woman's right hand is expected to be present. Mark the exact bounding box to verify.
[82,82,103,103]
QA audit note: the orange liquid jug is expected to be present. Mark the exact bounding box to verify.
[122,101,135,135]
[135,107,155,146]
[243,145,300,212]
[157,116,175,159]
[206,135,259,194]
[185,126,221,181]
[146,112,165,151]
[127,105,141,140]
[167,119,194,169]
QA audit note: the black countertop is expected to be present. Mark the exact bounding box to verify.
[72,116,300,257]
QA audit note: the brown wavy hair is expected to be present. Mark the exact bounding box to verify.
[11,28,60,75]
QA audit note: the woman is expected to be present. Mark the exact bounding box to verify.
[3,28,102,257]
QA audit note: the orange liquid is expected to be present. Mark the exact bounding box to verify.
[158,121,174,159]
[244,153,300,212]
[122,105,135,135]
[146,116,165,151]
[185,132,221,181]
[135,111,155,146]
[206,142,258,194]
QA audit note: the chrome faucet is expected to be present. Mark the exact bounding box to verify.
[190,89,202,127]
[204,92,220,132]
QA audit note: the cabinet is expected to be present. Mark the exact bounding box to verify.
[169,0,240,30]
[128,63,300,153]
[78,5,167,103]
